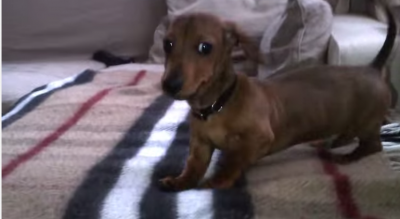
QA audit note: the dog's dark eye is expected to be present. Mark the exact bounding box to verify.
[197,42,212,55]
[163,39,173,54]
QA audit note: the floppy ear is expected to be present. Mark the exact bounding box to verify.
[224,22,265,64]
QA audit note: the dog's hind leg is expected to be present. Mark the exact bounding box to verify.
[309,133,355,149]
[332,124,382,164]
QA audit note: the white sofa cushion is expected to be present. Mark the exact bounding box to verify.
[328,15,388,66]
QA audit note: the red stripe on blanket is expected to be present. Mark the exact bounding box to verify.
[2,70,147,179]
[317,149,379,219]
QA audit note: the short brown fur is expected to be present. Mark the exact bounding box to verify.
[159,5,396,191]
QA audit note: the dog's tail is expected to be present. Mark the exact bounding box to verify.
[371,1,398,70]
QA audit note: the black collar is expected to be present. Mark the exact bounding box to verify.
[192,76,238,121]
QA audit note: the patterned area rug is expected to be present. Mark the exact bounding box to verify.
[2,67,400,219]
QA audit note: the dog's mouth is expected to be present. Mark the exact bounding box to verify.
[162,88,193,100]
[166,80,206,101]
[169,90,197,101]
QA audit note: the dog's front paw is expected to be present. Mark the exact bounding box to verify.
[159,176,176,191]
[158,176,193,191]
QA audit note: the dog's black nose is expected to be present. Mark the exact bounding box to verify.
[162,73,183,95]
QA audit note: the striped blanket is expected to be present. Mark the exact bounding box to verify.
[3,65,400,219]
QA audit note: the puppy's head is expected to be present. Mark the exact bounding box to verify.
[161,13,259,100]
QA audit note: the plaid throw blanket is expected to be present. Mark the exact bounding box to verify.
[3,67,400,219]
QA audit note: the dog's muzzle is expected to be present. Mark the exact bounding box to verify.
[162,71,184,96]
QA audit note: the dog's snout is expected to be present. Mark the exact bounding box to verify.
[162,72,183,95]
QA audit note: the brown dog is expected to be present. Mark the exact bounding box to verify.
[159,3,397,191]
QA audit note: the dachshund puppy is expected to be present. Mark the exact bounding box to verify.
[159,3,396,190]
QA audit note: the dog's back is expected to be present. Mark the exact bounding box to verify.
[265,66,390,146]
[260,1,397,157]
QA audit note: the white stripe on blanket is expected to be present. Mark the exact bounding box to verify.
[2,74,77,122]
[176,150,221,219]
[100,101,191,219]
[178,190,213,219]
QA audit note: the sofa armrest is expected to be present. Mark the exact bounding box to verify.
[328,4,400,66]
[328,6,400,109]
[387,5,400,109]
[327,14,388,66]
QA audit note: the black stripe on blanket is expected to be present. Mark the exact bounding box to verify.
[2,69,96,129]
[139,119,190,219]
[138,115,255,219]
[212,176,254,219]
[209,150,254,219]
[62,95,174,219]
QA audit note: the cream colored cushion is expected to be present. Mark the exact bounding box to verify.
[148,0,333,79]
[258,0,333,78]
[148,0,289,64]
[325,0,350,14]
[334,0,350,13]
[328,15,387,66]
